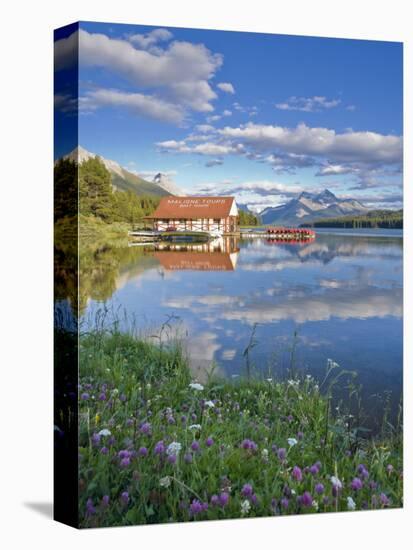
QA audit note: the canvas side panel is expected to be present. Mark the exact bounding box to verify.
[54,22,79,529]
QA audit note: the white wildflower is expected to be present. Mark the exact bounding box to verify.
[261,448,269,461]
[240,500,251,515]
[189,424,202,431]
[312,500,319,511]
[98,429,111,437]
[159,476,171,488]
[204,400,215,408]
[291,489,296,495]
[189,383,204,391]
[287,438,298,447]
[330,476,343,489]
[266,378,273,382]
[347,496,356,511]
[166,441,182,456]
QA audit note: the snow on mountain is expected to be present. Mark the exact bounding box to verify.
[260,189,369,226]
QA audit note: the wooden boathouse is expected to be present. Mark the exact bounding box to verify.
[144,196,239,234]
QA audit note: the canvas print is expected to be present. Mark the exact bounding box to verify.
[54,22,403,528]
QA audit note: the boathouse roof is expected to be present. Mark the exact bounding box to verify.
[145,196,237,219]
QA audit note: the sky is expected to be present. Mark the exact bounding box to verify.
[54,22,403,211]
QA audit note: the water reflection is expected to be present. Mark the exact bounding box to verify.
[84,231,403,429]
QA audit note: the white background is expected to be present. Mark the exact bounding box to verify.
[0,0,411,548]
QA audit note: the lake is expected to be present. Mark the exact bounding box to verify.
[82,229,403,430]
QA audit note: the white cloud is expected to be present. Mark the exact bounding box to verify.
[128,28,173,50]
[217,82,235,94]
[195,124,216,133]
[275,96,341,112]
[157,139,244,156]
[222,109,232,116]
[55,29,223,117]
[219,123,402,164]
[80,89,185,124]
[316,164,359,176]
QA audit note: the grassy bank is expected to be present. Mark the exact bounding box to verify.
[78,332,402,527]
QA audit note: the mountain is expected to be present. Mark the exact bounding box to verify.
[152,172,185,196]
[260,189,369,226]
[64,146,171,198]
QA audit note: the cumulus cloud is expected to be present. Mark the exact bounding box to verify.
[275,96,341,112]
[80,89,185,124]
[55,29,223,119]
[316,164,359,176]
[128,28,173,50]
[157,139,244,156]
[219,123,402,165]
[217,82,235,94]
[54,94,77,113]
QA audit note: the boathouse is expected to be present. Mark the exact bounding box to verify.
[145,196,239,234]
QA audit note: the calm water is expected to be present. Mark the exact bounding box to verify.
[83,229,403,428]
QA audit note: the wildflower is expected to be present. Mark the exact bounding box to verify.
[297,431,304,440]
[206,437,214,447]
[189,499,204,516]
[140,422,152,435]
[191,441,200,452]
[240,500,251,515]
[184,452,193,464]
[159,476,171,488]
[241,483,254,497]
[292,466,303,482]
[357,464,369,479]
[189,424,202,432]
[80,393,90,401]
[120,492,129,506]
[309,463,320,476]
[380,493,390,507]
[204,400,215,408]
[91,433,101,446]
[154,440,165,455]
[386,464,394,474]
[330,476,342,489]
[312,500,319,511]
[120,457,130,468]
[277,448,287,461]
[138,446,148,457]
[85,498,95,517]
[219,492,229,507]
[98,429,111,437]
[167,454,177,464]
[281,497,289,509]
[287,438,298,447]
[315,483,324,495]
[350,477,363,491]
[251,494,259,505]
[101,495,109,508]
[241,439,258,451]
[98,392,106,401]
[189,383,204,391]
[166,441,182,456]
[347,496,356,511]
[118,450,131,459]
[299,492,313,507]
[100,446,109,455]
[261,448,269,461]
[210,494,219,507]
[125,418,134,428]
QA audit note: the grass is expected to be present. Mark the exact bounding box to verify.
[78,330,403,528]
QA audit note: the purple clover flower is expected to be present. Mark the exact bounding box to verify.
[80,393,90,401]
[120,492,129,506]
[184,452,193,464]
[292,466,303,481]
[241,483,254,497]
[154,440,165,455]
[138,446,148,457]
[101,495,109,508]
[277,448,287,461]
[191,441,200,452]
[189,499,204,516]
[281,497,289,509]
[315,483,325,495]
[206,437,214,447]
[350,477,363,491]
[140,422,152,435]
[299,491,313,507]
[380,493,390,506]
[219,492,229,507]
[85,498,95,517]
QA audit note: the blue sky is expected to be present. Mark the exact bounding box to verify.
[54,22,403,211]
